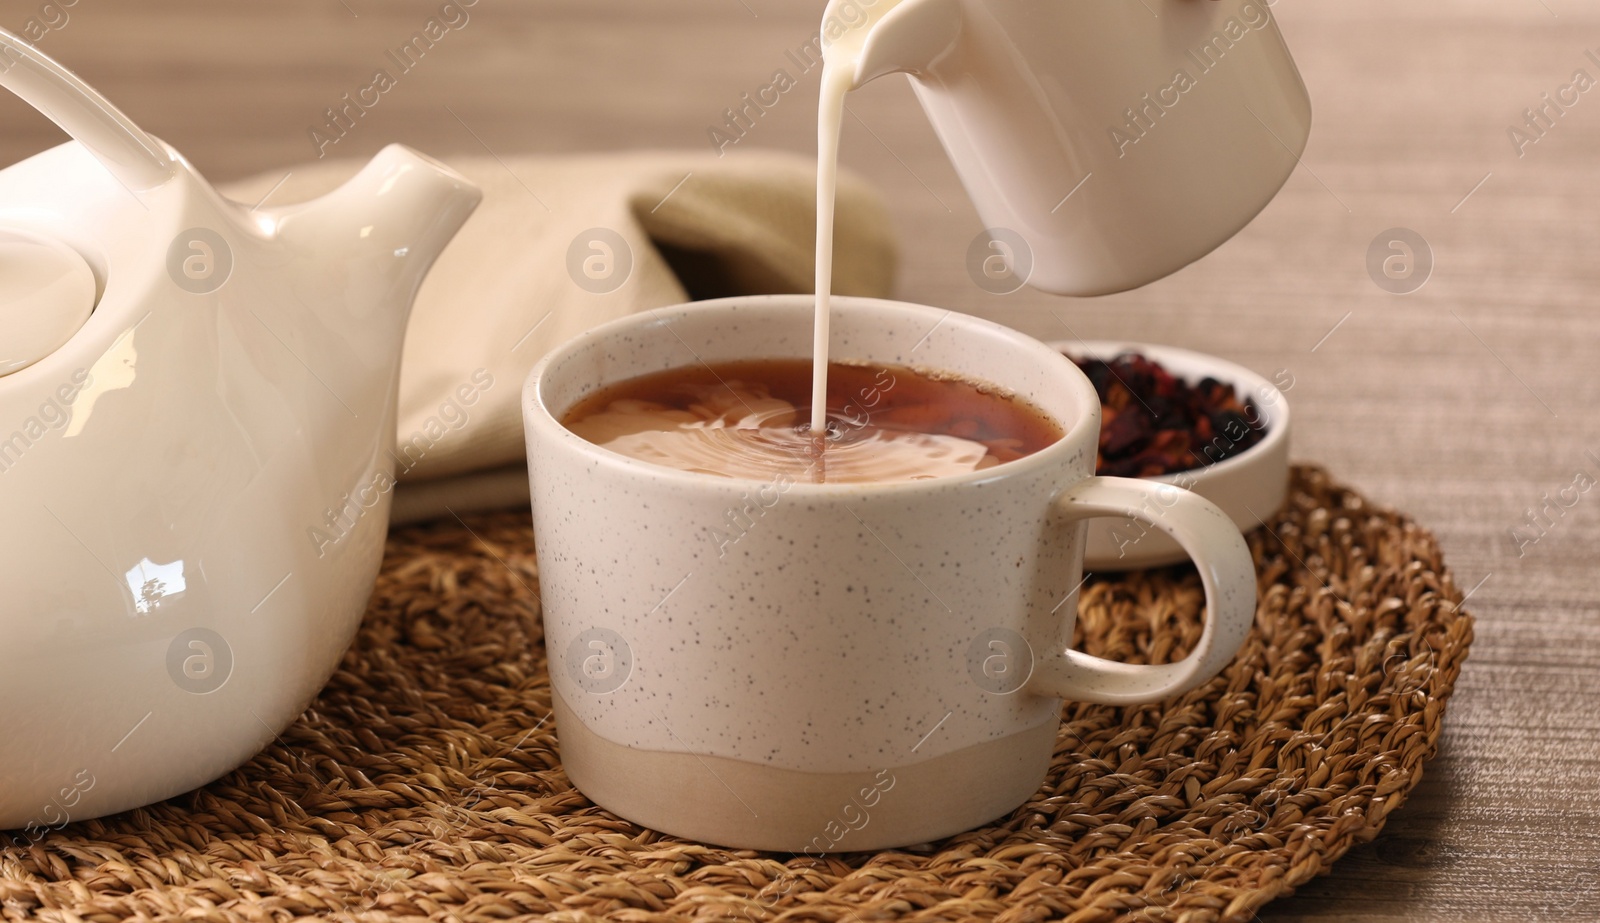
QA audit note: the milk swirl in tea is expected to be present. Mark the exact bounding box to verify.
[561,359,1060,484]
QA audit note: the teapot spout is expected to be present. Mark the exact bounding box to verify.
[274,144,481,291]
[825,0,961,89]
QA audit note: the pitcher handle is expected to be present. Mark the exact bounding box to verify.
[0,27,173,190]
[1026,477,1257,705]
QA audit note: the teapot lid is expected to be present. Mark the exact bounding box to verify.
[0,229,96,376]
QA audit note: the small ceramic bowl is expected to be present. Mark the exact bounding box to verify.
[1050,340,1291,571]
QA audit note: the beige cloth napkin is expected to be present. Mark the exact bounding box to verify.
[220,150,897,523]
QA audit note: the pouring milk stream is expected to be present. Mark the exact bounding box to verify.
[811,0,901,437]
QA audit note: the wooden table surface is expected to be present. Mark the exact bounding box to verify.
[3,0,1596,918]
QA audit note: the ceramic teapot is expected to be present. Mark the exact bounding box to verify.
[823,0,1312,295]
[0,29,479,831]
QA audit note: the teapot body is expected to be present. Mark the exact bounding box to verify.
[0,140,454,831]
[0,24,476,831]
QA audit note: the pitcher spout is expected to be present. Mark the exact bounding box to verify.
[824,0,961,89]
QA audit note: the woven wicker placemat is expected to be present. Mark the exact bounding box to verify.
[0,464,1472,923]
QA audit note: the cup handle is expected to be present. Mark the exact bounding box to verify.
[1025,477,1257,706]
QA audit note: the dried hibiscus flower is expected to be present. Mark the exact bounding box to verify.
[1073,352,1268,478]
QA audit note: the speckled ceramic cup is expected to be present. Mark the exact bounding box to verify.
[522,295,1256,851]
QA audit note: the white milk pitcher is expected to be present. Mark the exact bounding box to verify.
[824,0,1312,295]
